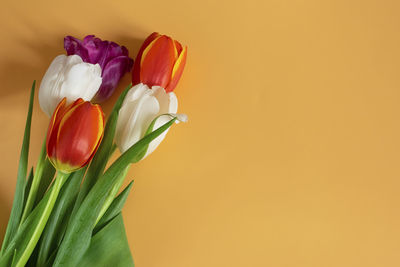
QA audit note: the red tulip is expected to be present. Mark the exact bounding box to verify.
[132,32,187,92]
[46,98,104,173]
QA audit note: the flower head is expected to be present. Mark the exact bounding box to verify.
[39,55,102,117]
[132,32,187,92]
[115,83,178,158]
[64,35,134,102]
[46,98,105,172]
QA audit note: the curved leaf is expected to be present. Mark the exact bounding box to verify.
[1,81,35,253]
[80,214,134,267]
[53,117,176,267]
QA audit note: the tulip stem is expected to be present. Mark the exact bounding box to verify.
[15,171,69,267]
[95,165,130,225]
[20,138,47,225]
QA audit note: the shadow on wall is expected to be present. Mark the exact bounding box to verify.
[0,14,75,97]
[0,19,147,102]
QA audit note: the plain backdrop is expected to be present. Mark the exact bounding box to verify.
[1,0,400,266]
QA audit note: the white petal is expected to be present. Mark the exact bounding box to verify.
[38,55,102,117]
[123,83,150,104]
[116,85,160,153]
[144,89,179,158]
[115,84,183,160]
[61,62,102,104]
[39,55,68,116]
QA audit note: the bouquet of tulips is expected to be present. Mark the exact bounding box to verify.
[0,33,187,267]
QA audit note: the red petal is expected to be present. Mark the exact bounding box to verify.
[55,102,104,172]
[46,98,67,161]
[174,40,183,56]
[132,32,161,85]
[140,35,176,88]
[165,46,187,92]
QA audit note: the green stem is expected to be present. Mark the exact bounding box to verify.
[20,138,47,224]
[95,165,130,225]
[15,171,69,267]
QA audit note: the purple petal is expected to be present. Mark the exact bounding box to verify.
[93,56,134,102]
[64,36,90,62]
[64,35,134,102]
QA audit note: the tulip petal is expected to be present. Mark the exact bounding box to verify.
[55,102,104,171]
[116,84,178,158]
[64,36,90,62]
[139,36,176,88]
[60,61,102,105]
[165,46,187,92]
[65,35,133,102]
[93,56,133,102]
[132,32,161,85]
[46,98,67,161]
[82,35,110,66]
[145,90,178,157]
[115,84,160,153]
[39,55,85,116]
[174,40,183,55]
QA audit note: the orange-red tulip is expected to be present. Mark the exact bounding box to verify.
[46,98,104,173]
[132,32,187,92]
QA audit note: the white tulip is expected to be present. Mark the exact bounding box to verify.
[115,83,185,159]
[39,54,102,116]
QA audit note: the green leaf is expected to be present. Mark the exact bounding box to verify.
[0,173,70,267]
[70,84,131,216]
[94,181,134,234]
[21,139,47,224]
[0,182,51,266]
[53,117,177,267]
[80,214,134,267]
[36,168,85,266]
[34,158,56,207]
[131,113,172,163]
[23,168,34,209]
[1,81,35,254]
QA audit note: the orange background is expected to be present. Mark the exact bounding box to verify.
[1,0,400,266]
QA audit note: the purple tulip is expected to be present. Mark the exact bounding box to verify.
[64,35,134,102]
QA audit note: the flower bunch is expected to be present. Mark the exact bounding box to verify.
[0,33,188,267]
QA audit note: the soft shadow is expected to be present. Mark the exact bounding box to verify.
[0,22,67,98]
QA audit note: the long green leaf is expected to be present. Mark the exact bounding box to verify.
[94,181,133,234]
[0,173,70,267]
[23,168,34,209]
[53,117,177,267]
[80,214,134,267]
[13,172,69,267]
[36,168,85,266]
[70,84,131,216]
[131,113,174,163]
[1,81,35,253]
[0,181,50,266]
[33,155,55,208]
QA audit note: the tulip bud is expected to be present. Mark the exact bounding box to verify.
[64,35,134,102]
[132,32,187,92]
[39,55,102,117]
[115,83,179,158]
[46,98,104,173]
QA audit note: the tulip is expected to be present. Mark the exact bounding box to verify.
[132,32,187,92]
[64,35,134,102]
[46,98,104,173]
[39,55,102,117]
[115,83,185,158]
